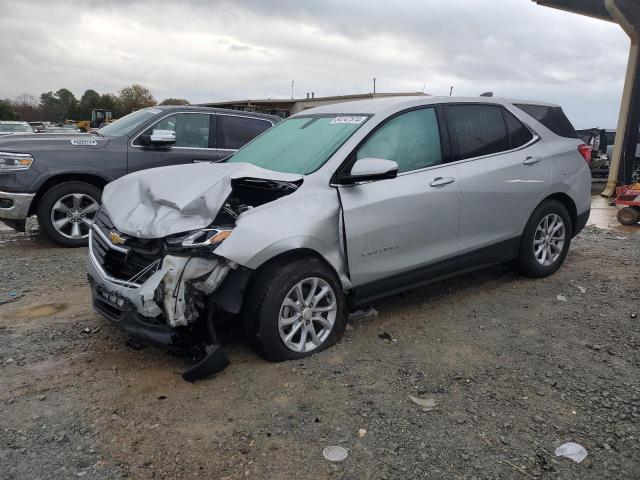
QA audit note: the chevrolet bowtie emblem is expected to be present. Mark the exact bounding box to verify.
[109,231,126,245]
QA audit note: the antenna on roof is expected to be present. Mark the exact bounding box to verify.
[449,86,453,96]
[479,91,493,97]
[373,77,376,95]
[291,80,294,100]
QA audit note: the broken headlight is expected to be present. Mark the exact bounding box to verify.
[181,228,232,249]
[0,152,33,172]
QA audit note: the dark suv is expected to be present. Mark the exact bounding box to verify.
[0,106,279,246]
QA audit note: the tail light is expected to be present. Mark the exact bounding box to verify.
[578,144,591,164]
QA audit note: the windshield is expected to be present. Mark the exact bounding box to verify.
[227,115,369,174]
[0,124,32,132]
[97,108,159,137]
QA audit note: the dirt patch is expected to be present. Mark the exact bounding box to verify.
[0,303,68,320]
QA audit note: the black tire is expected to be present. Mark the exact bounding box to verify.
[617,207,640,226]
[36,181,102,247]
[243,256,347,362]
[516,199,572,278]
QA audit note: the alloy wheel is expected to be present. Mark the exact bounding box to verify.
[533,213,565,267]
[278,277,337,353]
[50,193,99,240]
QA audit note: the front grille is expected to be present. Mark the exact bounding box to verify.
[92,209,162,284]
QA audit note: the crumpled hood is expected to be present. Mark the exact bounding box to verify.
[0,133,110,152]
[102,162,303,238]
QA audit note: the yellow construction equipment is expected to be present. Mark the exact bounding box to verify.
[65,109,114,132]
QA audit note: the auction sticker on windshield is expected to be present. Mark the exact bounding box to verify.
[70,139,98,146]
[330,116,367,124]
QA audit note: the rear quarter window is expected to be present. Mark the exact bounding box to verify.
[503,109,534,149]
[514,104,578,139]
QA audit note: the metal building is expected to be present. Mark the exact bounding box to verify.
[536,0,640,196]
[200,92,426,118]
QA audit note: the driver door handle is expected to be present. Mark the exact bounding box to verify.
[430,176,455,187]
[523,156,541,165]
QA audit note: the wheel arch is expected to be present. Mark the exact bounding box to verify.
[520,190,578,239]
[543,192,578,236]
[249,248,343,290]
[215,248,344,317]
[29,173,109,215]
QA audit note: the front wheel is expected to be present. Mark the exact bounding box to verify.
[516,200,571,278]
[36,181,101,247]
[243,257,347,361]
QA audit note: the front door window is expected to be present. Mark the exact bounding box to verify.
[140,113,210,148]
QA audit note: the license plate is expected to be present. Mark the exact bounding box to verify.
[99,288,125,307]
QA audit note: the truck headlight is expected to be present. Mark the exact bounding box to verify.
[0,152,34,172]
[181,228,232,248]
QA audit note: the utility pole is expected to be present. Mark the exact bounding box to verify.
[373,78,376,95]
[291,80,294,100]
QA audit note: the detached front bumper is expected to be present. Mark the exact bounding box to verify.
[87,233,230,380]
[0,190,35,231]
[87,243,181,349]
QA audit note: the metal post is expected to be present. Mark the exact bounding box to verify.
[602,0,640,196]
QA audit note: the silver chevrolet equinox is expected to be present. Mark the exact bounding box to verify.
[87,96,592,380]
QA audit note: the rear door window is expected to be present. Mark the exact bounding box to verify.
[356,107,442,173]
[444,105,510,161]
[514,104,578,139]
[503,109,534,149]
[217,115,272,150]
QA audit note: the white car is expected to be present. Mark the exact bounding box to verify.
[0,121,34,136]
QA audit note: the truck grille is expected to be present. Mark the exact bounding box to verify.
[91,209,162,284]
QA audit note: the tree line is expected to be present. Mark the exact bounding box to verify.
[0,85,190,123]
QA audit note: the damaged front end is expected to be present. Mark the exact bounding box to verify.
[87,173,301,381]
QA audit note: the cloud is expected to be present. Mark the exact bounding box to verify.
[0,0,629,127]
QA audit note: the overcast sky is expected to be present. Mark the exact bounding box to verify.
[0,0,629,128]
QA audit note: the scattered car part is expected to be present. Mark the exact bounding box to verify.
[323,446,348,462]
[555,442,588,463]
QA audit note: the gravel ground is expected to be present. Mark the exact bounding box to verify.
[0,211,639,479]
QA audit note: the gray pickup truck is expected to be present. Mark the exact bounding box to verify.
[0,106,279,246]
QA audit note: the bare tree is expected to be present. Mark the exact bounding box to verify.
[11,93,40,121]
[117,84,156,115]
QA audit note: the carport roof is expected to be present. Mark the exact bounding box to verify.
[535,0,613,22]
[535,0,640,27]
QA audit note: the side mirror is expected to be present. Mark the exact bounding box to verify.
[149,129,176,147]
[342,158,398,184]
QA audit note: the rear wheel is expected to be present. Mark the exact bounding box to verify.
[36,181,101,247]
[516,200,571,278]
[617,207,640,226]
[243,257,347,361]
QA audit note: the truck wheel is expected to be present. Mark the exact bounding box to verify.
[243,257,347,362]
[617,207,640,226]
[36,181,101,247]
[516,199,571,278]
